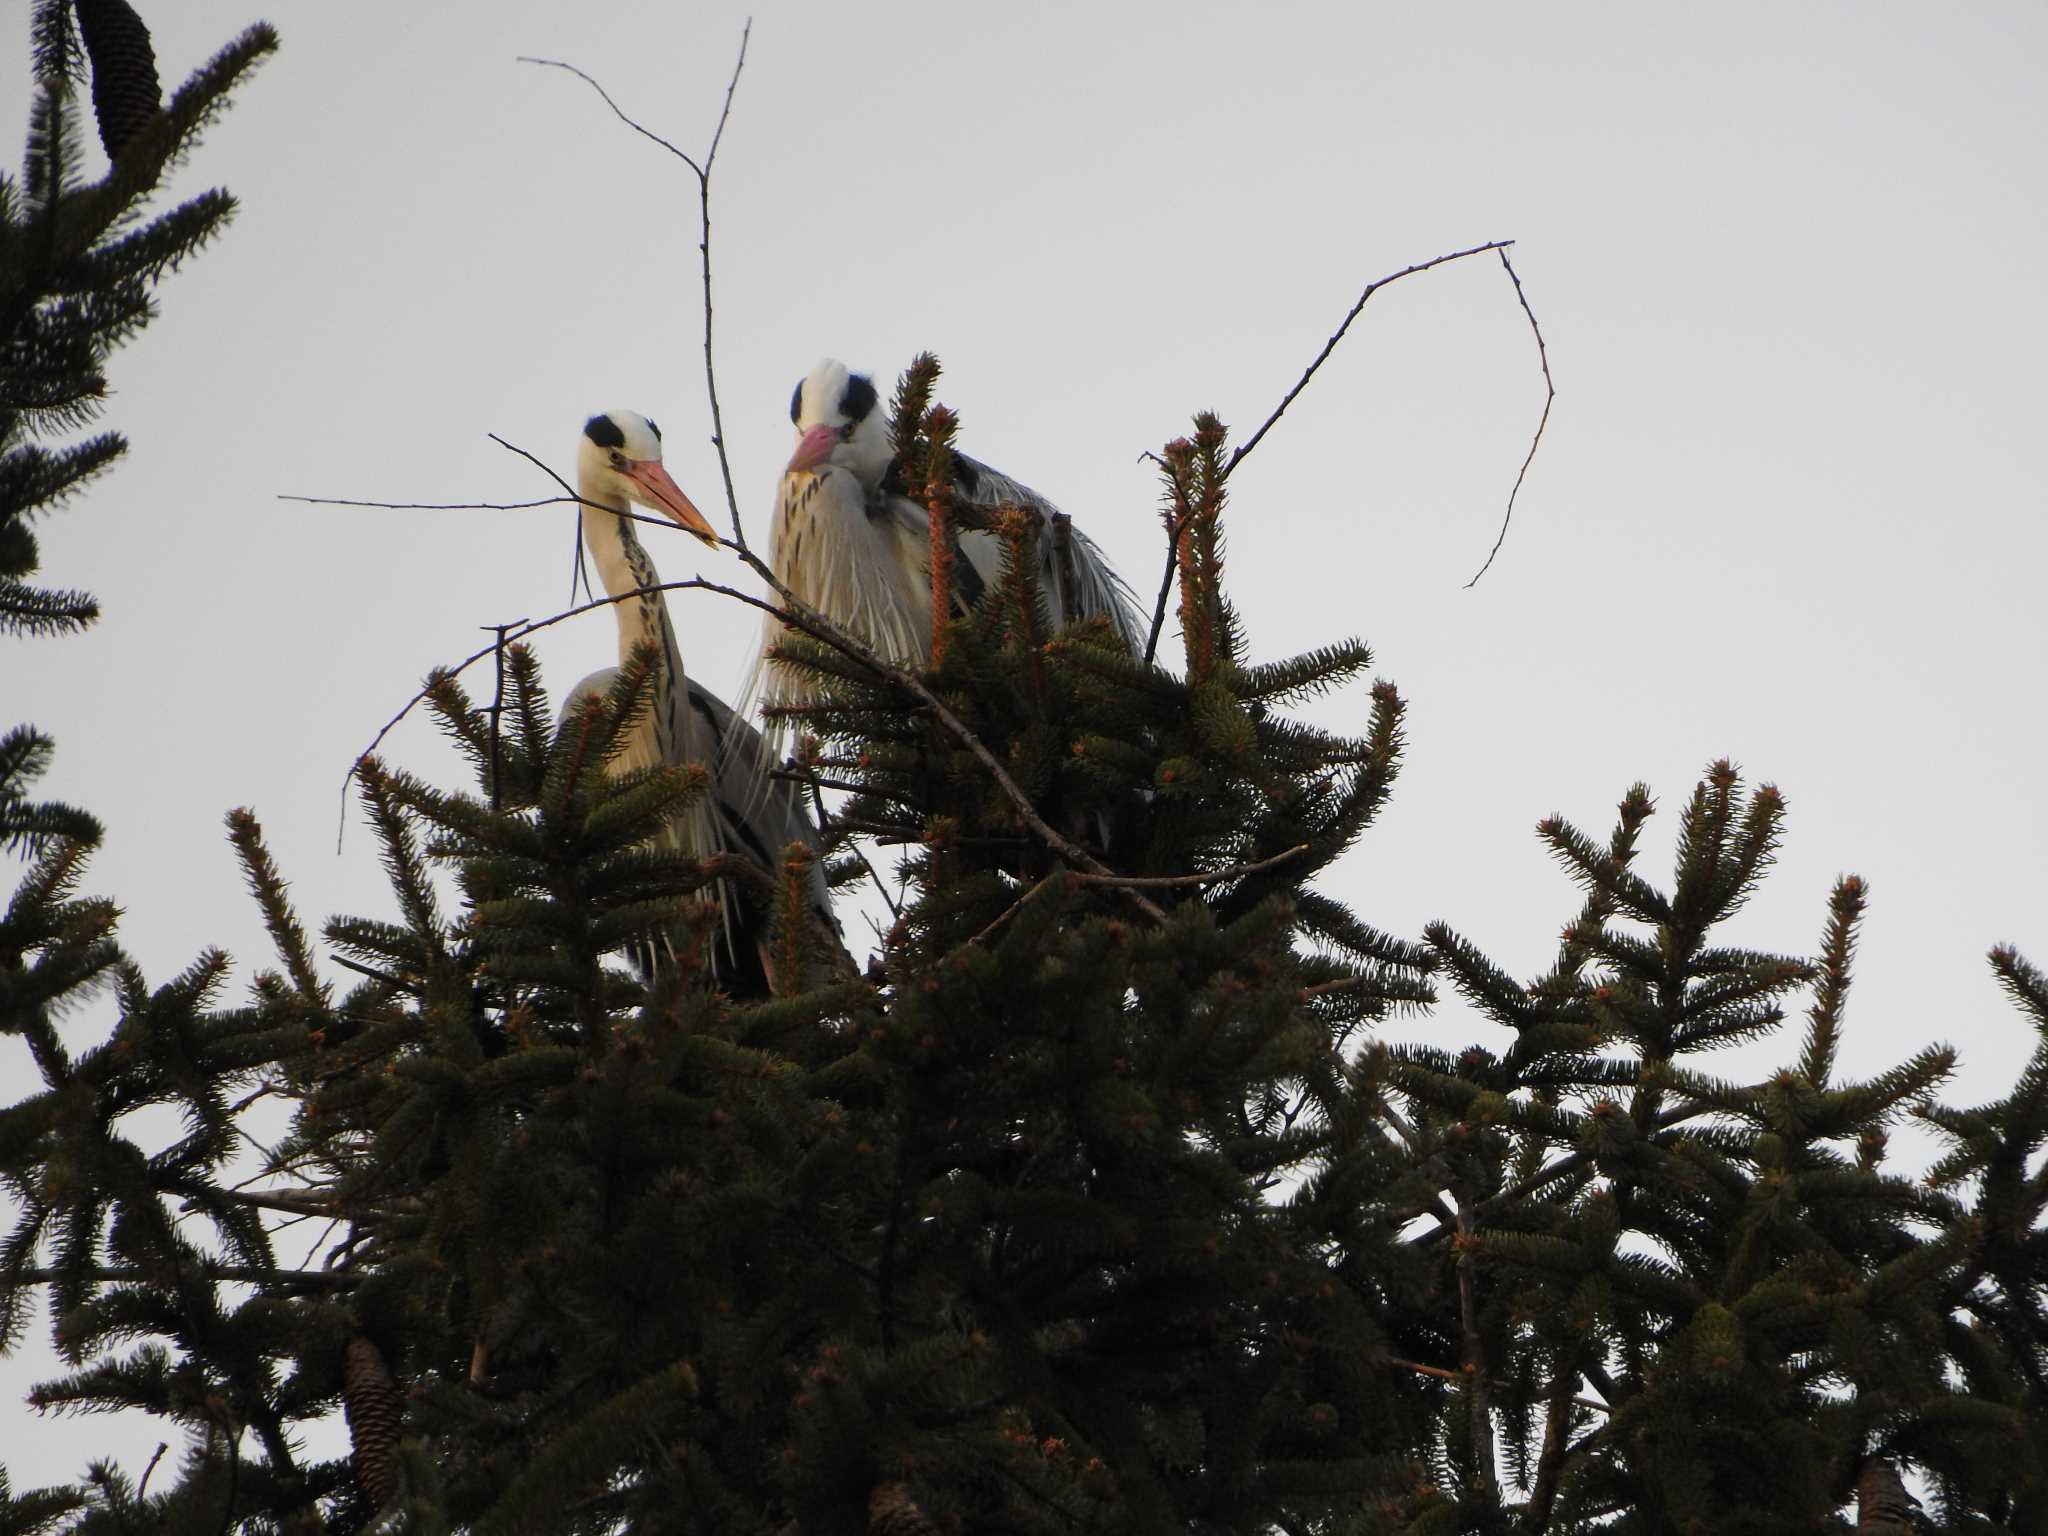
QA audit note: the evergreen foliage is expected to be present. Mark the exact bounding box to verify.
[6,9,2048,1533]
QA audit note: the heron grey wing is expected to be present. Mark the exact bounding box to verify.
[949,452,1058,521]
[1050,518,1146,651]
[877,488,987,616]
[951,453,1144,647]
[687,680,834,918]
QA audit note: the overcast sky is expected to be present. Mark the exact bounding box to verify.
[6,0,2046,1481]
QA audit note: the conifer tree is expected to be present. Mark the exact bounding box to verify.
[2,5,296,1533]
[9,9,2048,1531]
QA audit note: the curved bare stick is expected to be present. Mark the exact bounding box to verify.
[1138,237,1523,659]
[1463,245,1554,588]
[1224,238,1515,480]
[279,495,573,513]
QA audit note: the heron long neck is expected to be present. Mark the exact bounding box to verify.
[579,470,692,760]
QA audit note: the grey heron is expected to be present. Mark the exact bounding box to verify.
[750,359,1144,719]
[562,410,835,991]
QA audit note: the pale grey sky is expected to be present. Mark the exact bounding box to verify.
[6,0,2046,1481]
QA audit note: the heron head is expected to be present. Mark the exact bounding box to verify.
[579,410,718,546]
[785,359,891,489]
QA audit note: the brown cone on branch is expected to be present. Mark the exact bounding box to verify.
[1856,1458,1923,1532]
[867,1482,941,1536]
[72,0,160,160]
[341,1334,403,1509]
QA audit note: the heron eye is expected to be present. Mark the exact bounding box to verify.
[838,425,853,442]
[609,450,628,470]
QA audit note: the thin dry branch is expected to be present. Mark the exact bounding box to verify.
[1069,842,1308,889]
[1225,238,1515,479]
[962,844,1308,950]
[136,1443,169,1502]
[330,954,414,993]
[1141,500,1197,667]
[279,495,572,513]
[801,772,902,920]
[521,25,754,544]
[516,56,704,174]
[1464,245,1554,588]
[1142,236,1550,653]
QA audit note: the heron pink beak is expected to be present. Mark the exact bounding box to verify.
[786,424,841,476]
[624,459,719,547]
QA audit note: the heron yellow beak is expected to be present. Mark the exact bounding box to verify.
[625,459,718,547]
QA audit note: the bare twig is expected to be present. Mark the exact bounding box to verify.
[796,765,902,920]
[1225,238,1515,480]
[1142,239,1522,661]
[1464,245,1554,588]
[696,22,753,540]
[137,1442,169,1501]
[521,23,754,543]
[279,494,573,513]
[330,955,414,993]
[1141,502,1197,668]
[226,1082,281,1116]
[516,57,704,173]
[967,871,1064,947]
[297,1216,344,1274]
[1067,842,1308,889]
[912,680,1168,920]
[960,844,1307,951]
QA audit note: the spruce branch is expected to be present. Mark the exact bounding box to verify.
[10,1265,354,1289]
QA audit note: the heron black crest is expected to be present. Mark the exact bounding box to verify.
[583,413,626,450]
[839,372,879,425]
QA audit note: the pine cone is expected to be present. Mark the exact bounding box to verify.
[72,0,160,161]
[866,1482,939,1536]
[341,1334,403,1509]
[1856,1458,1922,1532]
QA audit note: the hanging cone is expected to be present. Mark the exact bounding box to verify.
[72,0,160,160]
[341,1334,403,1509]
[1855,1458,1922,1532]
[867,1482,941,1536]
